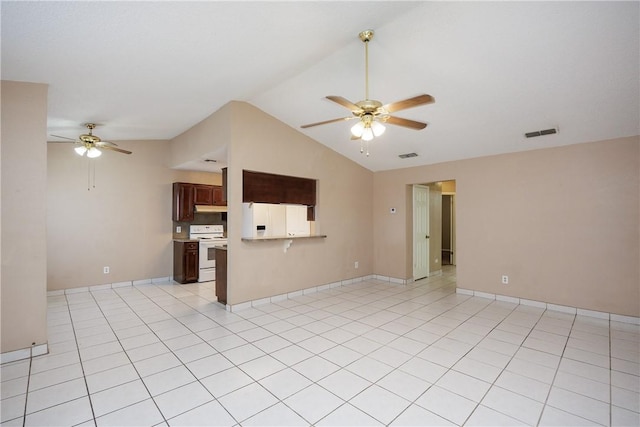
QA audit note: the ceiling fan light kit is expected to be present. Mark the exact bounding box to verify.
[301,29,435,156]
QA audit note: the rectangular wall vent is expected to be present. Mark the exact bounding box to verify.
[399,153,418,159]
[525,128,558,138]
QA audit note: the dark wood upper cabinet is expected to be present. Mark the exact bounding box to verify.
[194,184,214,205]
[212,186,225,206]
[174,182,226,221]
[173,182,195,222]
[243,170,316,206]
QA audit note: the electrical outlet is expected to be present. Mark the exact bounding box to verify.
[502,275,509,285]
[104,266,110,274]
[176,226,182,233]
[354,261,359,269]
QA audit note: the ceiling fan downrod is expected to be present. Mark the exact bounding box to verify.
[359,30,374,101]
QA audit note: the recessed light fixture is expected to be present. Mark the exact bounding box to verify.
[525,128,558,138]
[399,153,418,159]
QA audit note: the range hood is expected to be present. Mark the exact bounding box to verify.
[195,205,227,213]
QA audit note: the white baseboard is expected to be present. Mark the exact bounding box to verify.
[456,287,640,324]
[1,343,48,365]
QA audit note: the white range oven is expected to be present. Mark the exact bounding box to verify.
[189,225,227,283]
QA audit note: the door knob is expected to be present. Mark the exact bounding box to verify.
[426,235,430,239]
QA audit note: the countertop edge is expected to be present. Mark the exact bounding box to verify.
[241,235,327,242]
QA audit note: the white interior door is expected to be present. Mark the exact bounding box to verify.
[413,185,430,280]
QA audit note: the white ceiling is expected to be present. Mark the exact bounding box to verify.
[2,1,638,172]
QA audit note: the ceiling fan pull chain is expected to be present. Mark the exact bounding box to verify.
[87,157,91,191]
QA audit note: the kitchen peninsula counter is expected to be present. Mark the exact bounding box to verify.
[241,234,327,242]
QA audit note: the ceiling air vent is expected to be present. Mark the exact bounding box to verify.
[399,153,418,159]
[525,128,558,138]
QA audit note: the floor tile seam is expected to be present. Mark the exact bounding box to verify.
[304,370,392,425]
[437,319,529,426]
[610,350,640,365]
[235,373,312,425]
[610,400,640,415]
[550,379,612,405]
[410,382,479,426]
[609,316,615,427]
[21,395,94,424]
[542,404,614,426]
[164,397,239,426]
[475,382,547,426]
[359,286,486,355]
[83,289,173,426]
[543,398,610,426]
[31,293,97,422]
[554,362,612,387]
[14,347,34,422]
[534,310,578,427]
[423,297,521,359]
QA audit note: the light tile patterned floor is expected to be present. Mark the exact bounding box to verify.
[2,266,639,426]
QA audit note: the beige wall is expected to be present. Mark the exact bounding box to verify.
[224,102,374,305]
[47,139,221,290]
[170,104,231,168]
[374,136,640,316]
[1,81,49,352]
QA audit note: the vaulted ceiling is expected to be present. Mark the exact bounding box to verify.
[2,1,638,172]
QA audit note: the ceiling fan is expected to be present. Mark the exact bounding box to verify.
[50,123,132,157]
[301,29,435,156]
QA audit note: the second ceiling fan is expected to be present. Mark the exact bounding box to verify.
[301,29,435,155]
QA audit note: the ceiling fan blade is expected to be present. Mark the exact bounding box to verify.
[384,115,428,130]
[100,145,132,155]
[96,140,118,147]
[382,94,435,114]
[301,116,355,129]
[326,96,362,113]
[49,134,78,142]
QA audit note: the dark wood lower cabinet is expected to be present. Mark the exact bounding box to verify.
[215,248,227,304]
[174,241,199,284]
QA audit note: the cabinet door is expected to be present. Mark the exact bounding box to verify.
[185,248,199,282]
[173,183,195,222]
[212,186,225,205]
[194,184,214,205]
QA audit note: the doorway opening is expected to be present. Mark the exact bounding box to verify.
[412,180,456,281]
